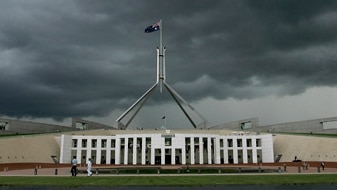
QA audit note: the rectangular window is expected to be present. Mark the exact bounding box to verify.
[237,139,242,147]
[111,139,116,148]
[194,137,199,144]
[203,138,208,149]
[146,137,151,149]
[101,139,107,148]
[256,139,261,147]
[165,137,172,146]
[185,137,191,153]
[72,139,78,148]
[246,139,252,147]
[227,139,233,147]
[121,138,125,149]
[137,138,142,149]
[128,138,133,148]
[82,139,87,148]
[92,139,97,148]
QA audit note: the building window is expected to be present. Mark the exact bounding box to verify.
[137,138,142,149]
[194,138,199,145]
[165,137,172,146]
[111,139,116,148]
[185,137,191,152]
[246,139,252,147]
[203,138,208,150]
[101,139,107,148]
[227,139,233,147]
[256,139,261,147]
[220,139,224,147]
[185,137,190,144]
[82,139,87,148]
[146,137,151,149]
[237,139,242,147]
[72,139,78,148]
[121,138,125,149]
[92,139,97,148]
[128,138,133,148]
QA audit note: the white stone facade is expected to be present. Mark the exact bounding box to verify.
[60,130,274,165]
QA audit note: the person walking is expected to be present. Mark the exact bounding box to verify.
[321,161,325,171]
[71,156,78,177]
[87,158,92,177]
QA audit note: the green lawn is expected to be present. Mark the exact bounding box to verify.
[1,174,337,187]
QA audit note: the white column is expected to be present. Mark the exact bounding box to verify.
[207,137,212,164]
[141,137,146,165]
[172,148,175,165]
[252,137,257,163]
[151,144,155,165]
[133,137,137,165]
[182,140,186,165]
[242,137,248,164]
[199,137,203,164]
[252,148,258,163]
[115,138,121,165]
[76,138,82,165]
[223,138,229,164]
[86,138,92,164]
[106,139,111,164]
[161,148,165,165]
[124,138,129,165]
[233,137,238,164]
[214,138,221,164]
[96,138,102,164]
[190,137,195,164]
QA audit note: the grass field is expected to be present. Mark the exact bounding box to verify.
[1,174,337,187]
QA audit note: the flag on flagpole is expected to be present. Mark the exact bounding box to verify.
[145,21,160,33]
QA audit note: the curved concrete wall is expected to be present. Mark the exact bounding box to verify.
[0,134,60,164]
[273,134,337,162]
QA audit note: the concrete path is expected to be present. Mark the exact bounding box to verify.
[1,164,336,176]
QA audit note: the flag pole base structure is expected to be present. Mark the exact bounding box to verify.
[116,20,208,130]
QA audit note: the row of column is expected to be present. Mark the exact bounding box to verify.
[71,136,263,165]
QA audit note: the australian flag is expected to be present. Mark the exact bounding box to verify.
[145,21,160,33]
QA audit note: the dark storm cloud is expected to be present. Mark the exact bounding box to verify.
[0,0,337,120]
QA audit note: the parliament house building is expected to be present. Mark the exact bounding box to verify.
[60,129,274,165]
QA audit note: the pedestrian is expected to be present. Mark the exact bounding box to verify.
[87,158,92,177]
[71,156,77,177]
[321,161,325,171]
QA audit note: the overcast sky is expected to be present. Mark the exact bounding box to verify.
[1,0,337,129]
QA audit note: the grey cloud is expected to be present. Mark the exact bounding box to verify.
[0,0,337,122]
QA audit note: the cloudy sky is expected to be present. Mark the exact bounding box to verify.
[1,0,337,129]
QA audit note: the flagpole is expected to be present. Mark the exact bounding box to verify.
[160,19,163,55]
[159,19,163,93]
